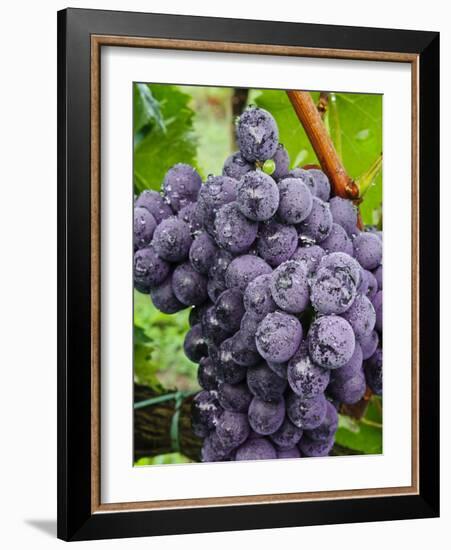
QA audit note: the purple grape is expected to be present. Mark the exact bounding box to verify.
[162,163,201,212]
[218,382,252,413]
[191,390,222,436]
[270,417,303,449]
[321,223,353,255]
[207,278,225,304]
[330,342,363,382]
[372,291,383,332]
[225,254,272,292]
[310,266,357,315]
[243,274,277,320]
[222,151,254,180]
[287,343,330,398]
[198,357,218,390]
[297,197,333,243]
[189,232,218,275]
[214,202,258,254]
[306,400,338,442]
[183,323,208,362]
[230,332,260,366]
[215,288,245,332]
[134,246,170,292]
[201,306,231,346]
[299,434,335,457]
[152,216,192,262]
[319,252,361,287]
[236,107,279,162]
[359,330,379,360]
[134,207,157,250]
[247,362,287,402]
[216,411,250,449]
[308,316,355,369]
[172,262,208,306]
[257,221,298,267]
[201,432,233,462]
[287,392,328,430]
[277,447,301,459]
[189,302,212,327]
[235,438,277,461]
[150,276,185,314]
[364,348,383,395]
[196,175,238,235]
[266,360,288,379]
[271,144,290,179]
[353,232,383,270]
[308,169,331,201]
[178,202,203,235]
[209,248,233,282]
[327,371,366,404]
[248,397,285,435]
[341,293,376,340]
[255,311,302,363]
[236,171,280,221]
[329,196,358,237]
[239,312,260,351]
[215,337,247,384]
[207,249,233,302]
[277,177,313,224]
[360,269,378,300]
[135,189,173,224]
[373,264,383,290]
[290,245,326,277]
[270,260,310,313]
[282,168,316,196]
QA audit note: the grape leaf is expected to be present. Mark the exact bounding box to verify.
[134,84,199,194]
[134,83,166,136]
[335,413,382,454]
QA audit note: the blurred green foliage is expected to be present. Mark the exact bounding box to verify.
[133,84,383,463]
[134,291,199,391]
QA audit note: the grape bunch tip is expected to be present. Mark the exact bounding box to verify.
[134,105,383,462]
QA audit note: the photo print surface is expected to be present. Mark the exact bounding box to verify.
[133,84,383,466]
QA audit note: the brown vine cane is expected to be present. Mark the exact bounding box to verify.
[286,91,364,229]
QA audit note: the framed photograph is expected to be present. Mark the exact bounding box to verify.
[57,8,439,541]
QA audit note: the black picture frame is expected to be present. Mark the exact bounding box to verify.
[57,7,440,541]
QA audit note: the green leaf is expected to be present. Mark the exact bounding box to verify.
[134,83,166,136]
[335,412,382,454]
[134,85,199,194]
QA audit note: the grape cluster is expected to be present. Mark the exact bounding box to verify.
[134,106,383,462]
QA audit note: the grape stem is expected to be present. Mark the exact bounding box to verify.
[286,90,360,201]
